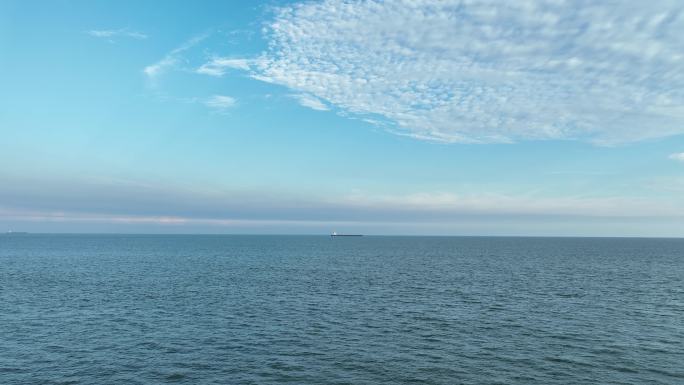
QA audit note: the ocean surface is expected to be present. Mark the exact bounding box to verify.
[1,235,683,385]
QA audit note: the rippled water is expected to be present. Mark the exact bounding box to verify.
[1,235,683,384]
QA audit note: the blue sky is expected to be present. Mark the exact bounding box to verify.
[1,0,684,236]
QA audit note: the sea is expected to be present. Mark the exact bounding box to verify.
[1,234,683,384]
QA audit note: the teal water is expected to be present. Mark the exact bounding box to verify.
[1,235,683,384]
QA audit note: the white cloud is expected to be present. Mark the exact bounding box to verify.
[88,28,147,40]
[669,152,684,162]
[227,0,684,144]
[196,58,252,76]
[204,95,237,110]
[144,33,208,79]
[291,93,328,111]
[143,56,176,78]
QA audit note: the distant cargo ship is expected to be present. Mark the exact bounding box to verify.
[330,231,362,237]
[5,230,28,235]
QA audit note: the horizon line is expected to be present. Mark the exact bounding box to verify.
[3,232,684,240]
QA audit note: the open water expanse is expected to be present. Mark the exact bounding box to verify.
[1,235,683,384]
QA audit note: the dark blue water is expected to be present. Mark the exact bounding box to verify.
[1,235,683,384]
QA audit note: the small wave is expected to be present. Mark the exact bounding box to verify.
[165,372,186,381]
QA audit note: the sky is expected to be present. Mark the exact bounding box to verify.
[1,0,684,236]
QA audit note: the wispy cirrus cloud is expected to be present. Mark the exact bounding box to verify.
[204,95,237,111]
[88,28,147,40]
[199,0,684,145]
[291,94,328,111]
[669,152,684,162]
[196,57,252,76]
[144,33,209,79]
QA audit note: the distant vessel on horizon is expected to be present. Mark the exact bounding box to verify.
[5,230,28,235]
[330,231,362,237]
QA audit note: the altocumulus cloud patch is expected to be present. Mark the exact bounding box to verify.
[206,0,684,144]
